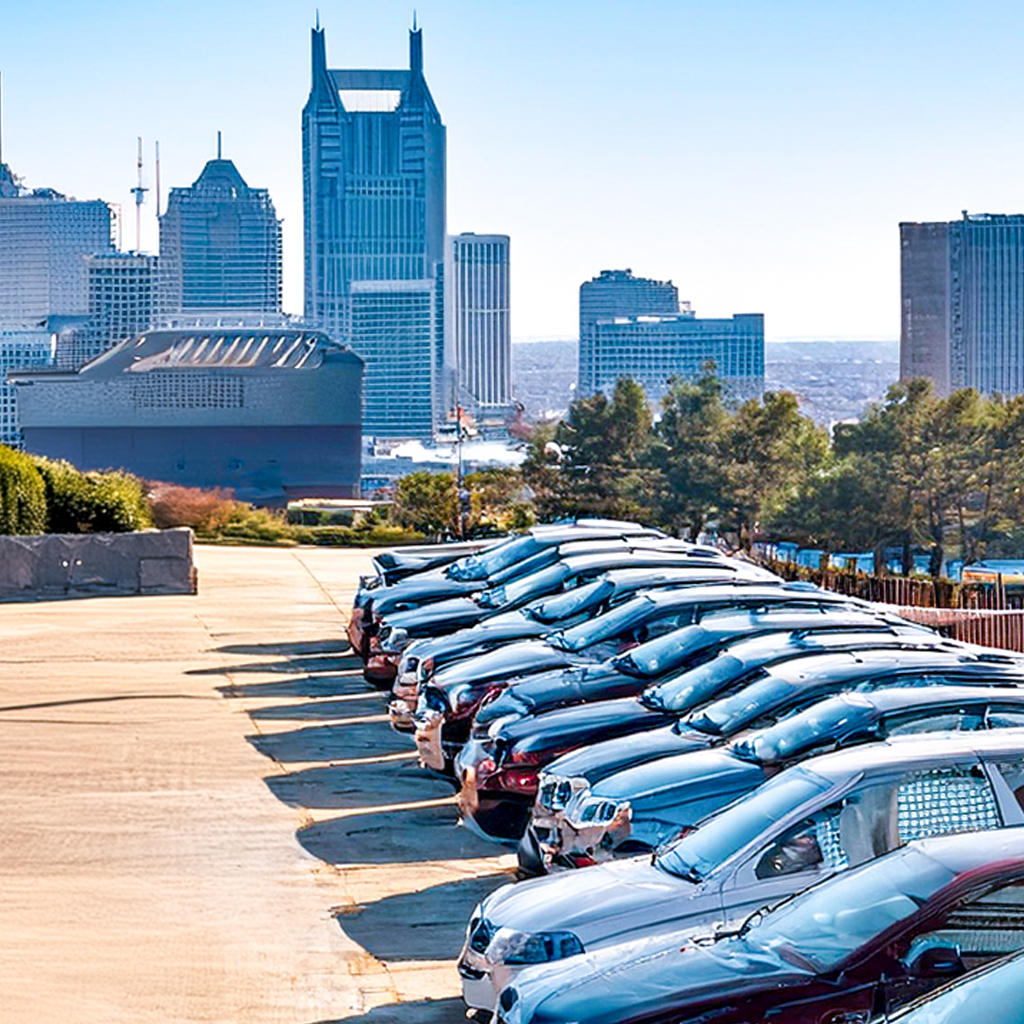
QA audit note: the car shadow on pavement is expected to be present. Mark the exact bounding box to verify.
[190,654,365,676]
[309,997,466,1024]
[298,802,505,864]
[215,640,352,657]
[267,760,454,809]
[250,694,387,721]
[333,874,511,961]
[248,720,413,763]
[219,675,374,699]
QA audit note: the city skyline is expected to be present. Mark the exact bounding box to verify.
[4,1,1024,343]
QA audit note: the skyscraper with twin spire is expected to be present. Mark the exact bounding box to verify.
[302,20,447,439]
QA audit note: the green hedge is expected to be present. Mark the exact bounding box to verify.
[32,458,151,533]
[0,446,46,534]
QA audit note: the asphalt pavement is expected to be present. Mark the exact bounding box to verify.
[0,544,514,1024]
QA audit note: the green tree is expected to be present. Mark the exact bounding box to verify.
[653,369,730,540]
[392,471,456,537]
[721,390,829,550]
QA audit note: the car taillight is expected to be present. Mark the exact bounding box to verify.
[499,766,539,792]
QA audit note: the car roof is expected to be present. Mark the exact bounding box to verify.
[639,583,866,607]
[557,553,754,575]
[763,646,1024,685]
[845,684,1024,716]
[802,726,1024,782]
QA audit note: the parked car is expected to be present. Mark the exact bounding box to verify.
[366,548,762,683]
[388,560,781,729]
[872,947,1024,1024]
[461,642,1017,842]
[414,584,876,772]
[349,521,669,658]
[458,729,1024,1012]
[493,827,1024,1024]
[543,684,1024,869]
[521,638,1024,853]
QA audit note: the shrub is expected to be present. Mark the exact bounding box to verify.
[33,458,150,533]
[0,445,46,534]
[148,482,237,533]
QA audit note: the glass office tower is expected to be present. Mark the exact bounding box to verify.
[302,22,446,439]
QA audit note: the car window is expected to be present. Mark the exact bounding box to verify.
[897,766,1001,841]
[991,761,1024,814]
[987,706,1024,730]
[529,580,609,624]
[884,708,986,736]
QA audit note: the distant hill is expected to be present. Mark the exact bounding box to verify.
[511,338,901,426]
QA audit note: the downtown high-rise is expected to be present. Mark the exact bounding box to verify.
[578,269,680,396]
[302,22,446,439]
[159,150,282,315]
[448,233,511,412]
[901,212,1024,396]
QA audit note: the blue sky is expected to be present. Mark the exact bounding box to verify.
[3,0,1022,341]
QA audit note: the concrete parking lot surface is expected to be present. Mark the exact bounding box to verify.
[0,545,514,1024]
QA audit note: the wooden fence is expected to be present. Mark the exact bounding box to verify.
[757,556,1024,653]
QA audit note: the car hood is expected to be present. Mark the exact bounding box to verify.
[502,697,677,756]
[593,747,766,809]
[370,578,478,617]
[476,663,623,725]
[433,641,575,690]
[483,856,707,944]
[514,935,804,1024]
[541,722,690,784]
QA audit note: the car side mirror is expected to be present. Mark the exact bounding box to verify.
[903,939,965,979]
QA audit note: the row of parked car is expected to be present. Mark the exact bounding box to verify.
[349,521,1024,1023]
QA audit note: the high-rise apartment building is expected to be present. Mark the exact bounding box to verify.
[578,269,680,395]
[159,151,282,315]
[901,213,1024,396]
[0,163,113,323]
[448,233,510,410]
[56,252,159,369]
[302,22,446,439]
[589,311,765,405]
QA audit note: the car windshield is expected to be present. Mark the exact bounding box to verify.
[447,535,540,580]
[613,625,710,678]
[747,850,955,973]
[528,580,610,624]
[549,595,655,651]
[646,655,749,712]
[685,674,803,736]
[886,950,1024,1023]
[657,769,831,881]
[733,694,874,764]
[480,564,569,609]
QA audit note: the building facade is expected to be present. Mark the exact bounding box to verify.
[0,164,113,323]
[448,233,510,410]
[0,326,55,447]
[302,23,447,439]
[901,212,1024,396]
[10,328,363,504]
[56,252,159,369]
[578,269,679,396]
[159,155,282,315]
[589,311,765,405]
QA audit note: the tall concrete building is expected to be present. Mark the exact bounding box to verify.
[159,150,282,315]
[56,252,159,369]
[0,163,113,323]
[578,269,680,395]
[901,212,1024,396]
[302,22,446,439]
[448,233,510,411]
[588,310,765,405]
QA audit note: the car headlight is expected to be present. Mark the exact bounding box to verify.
[567,796,630,829]
[381,627,409,653]
[487,927,584,965]
[448,682,478,714]
[537,775,588,813]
